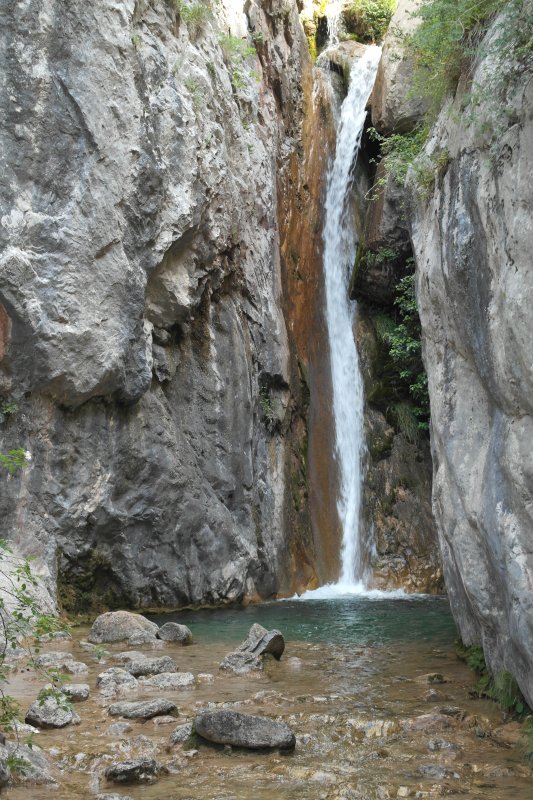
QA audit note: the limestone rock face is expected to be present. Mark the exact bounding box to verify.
[409,24,533,705]
[0,0,310,607]
[370,0,427,134]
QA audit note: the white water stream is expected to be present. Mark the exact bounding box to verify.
[301,46,383,600]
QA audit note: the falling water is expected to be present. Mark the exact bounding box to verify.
[325,1,342,45]
[322,46,382,594]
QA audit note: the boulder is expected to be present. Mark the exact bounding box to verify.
[104,758,161,784]
[108,699,177,720]
[34,652,76,669]
[157,622,193,645]
[0,746,10,787]
[138,672,195,690]
[97,668,139,695]
[195,710,296,751]
[88,612,159,644]
[239,625,285,660]
[62,683,90,702]
[25,694,80,729]
[2,743,55,783]
[123,655,177,677]
[169,722,193,746]
[219,624,285,674]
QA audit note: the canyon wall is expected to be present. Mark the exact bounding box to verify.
[0,0,316,609]
[409,23,533,704]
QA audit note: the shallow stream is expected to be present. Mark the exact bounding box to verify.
[4,596,532,799]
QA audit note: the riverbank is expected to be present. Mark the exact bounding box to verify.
[2,597,532,799]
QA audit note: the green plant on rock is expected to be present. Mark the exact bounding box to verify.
[1,401,18,417]
[343,0,396,43]
[456,641,530,718]
[0,449,29,475]
[219,34,258,92]
[174,0,212,38]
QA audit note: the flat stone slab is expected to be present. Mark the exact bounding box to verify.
[195,710,296,751]
[157,622,193,644]
[104,758,161,784]
[138,672,194,690]
[124,655,177,677]
[108,699,177,720]
[25,694,80,729]
[88,611,159,644]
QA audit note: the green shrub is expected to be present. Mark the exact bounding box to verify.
[174,0,212,38]
[0,448,28,475]
[219,34,257,91]
[343,0,396,42]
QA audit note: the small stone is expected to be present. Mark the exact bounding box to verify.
[107,722,133,736]
[0,747,10,787]
[197,673,215,684]
[97,795,134,800]
[34,651,76,669]
[238,624,285,660]
[152,715,176,726]
[219,651,263,675]
[157,622,193,645]
[108,699,177,720]
[428,738,457,752]
[416,673,446,685]
[88,611,159,644]
[104,758,161,784]
[169,722,193,746]
[25,694,80,729]
[418,764,459,779]
[63,660,89,675]
[195,710,296,751]
[10,720,40,736]
[62,683,90,702]
[139,672,194,690]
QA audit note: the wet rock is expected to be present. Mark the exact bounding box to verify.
[157,622,193,644]
[416,673,446,685]
[219,624,285,675]
[10,720,39,737]
[97,795,134,800]
[88,612,159,644]
[126,631,161,647]
[97,668,139,695]
[402,713,453,733]
[0,746,10,787]
[36,631,71,643]
[152,715,176,726]
[25,694,80,729]
[239,623,285,660]
[62,683,90,702]
[107,722,133,736]
[123,655,177,677]
[418,764,460,779]
[139,672,194,690]
[104,758,161,784]
[347,718,401,739]
[2,742,55,783]
[197,673,215,684]
[492,721,524,747]
[428,738,458,752]
[195,710,296,751]
[33,651,76,669]
[169,722,193,746]
[108,699,177,720]
[219,650,263,675]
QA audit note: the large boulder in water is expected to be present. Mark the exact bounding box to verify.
[195,710,296,751]
[104,758,162,784]
[88,611,159,644]
[123,655,177,677]
[157,622,193,644]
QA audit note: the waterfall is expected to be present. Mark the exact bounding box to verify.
[325,2,342,45]
[302,46,381,600]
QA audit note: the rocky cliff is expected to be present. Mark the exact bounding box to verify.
[0,0,314,609]
[409,16,533,705]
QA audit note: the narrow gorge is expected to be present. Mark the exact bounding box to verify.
[0,0,532,797]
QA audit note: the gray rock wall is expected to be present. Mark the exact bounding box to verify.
[409,27,533,703]
[0,0,311,608]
